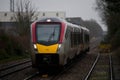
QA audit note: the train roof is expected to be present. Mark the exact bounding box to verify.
[35,17,79,26]
[34,17,89,31]
[36,17,65,23]
[81,26,90,33]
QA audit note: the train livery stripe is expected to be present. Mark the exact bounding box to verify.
[31,22,36,43]
[36,44,59,53]
[59,22,65,43]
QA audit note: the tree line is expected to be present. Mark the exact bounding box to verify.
[96,0,120,49]
[0,0,37,60]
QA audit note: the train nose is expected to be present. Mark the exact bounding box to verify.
[36,44,59,53]
[43,55,51,64]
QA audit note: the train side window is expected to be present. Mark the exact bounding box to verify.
[77,29,80,44]
[74,28,78,46]
[71,31,74,47]
[81,29,83,44]
[74,32,77,45]
[86,34,89,43]
[85,33,89,43]
[65,28,70,39]
[85,34,87,42]
[78,32,80,44]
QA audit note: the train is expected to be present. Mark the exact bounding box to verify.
[30,17,90,69]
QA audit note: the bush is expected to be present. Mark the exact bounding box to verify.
[0,30,30,61]
[114,48,120,62]
[111,30,120,49]
[0,49,9,60]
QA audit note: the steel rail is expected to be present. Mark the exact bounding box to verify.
[109,53,114,80]
[24,54,86,80]
[0,61,32,78]
[0,59,31,71]
[84,53,100,80]
[23,72,39,80]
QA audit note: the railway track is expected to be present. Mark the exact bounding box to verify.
[24,53,113,80]
[0,59,32,78]
[23,53,98,80]
[23,39,101,80]
[0,37,102,80]
[84,53,114,80]
[84,53,100,80]
[49,54,87,80]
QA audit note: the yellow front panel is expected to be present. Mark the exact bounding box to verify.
[36,44,59,53]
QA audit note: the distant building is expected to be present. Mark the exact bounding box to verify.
[0,11,66,34]
[0,11,66,22]
[36,12,66,19]
[0,12,16,34]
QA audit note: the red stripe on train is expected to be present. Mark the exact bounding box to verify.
[31,22,37,43]
[59,22,65,43]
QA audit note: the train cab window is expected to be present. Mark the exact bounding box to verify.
[36,24,60,45]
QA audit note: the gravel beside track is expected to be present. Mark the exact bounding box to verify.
[0,59,34,80]
[112,53,120,80]
[0,58,30,70]
[28,53,98,80]
[1,67,37,80]
[56,53,98,80]
[88,53,110,80]
[1,38,119,80]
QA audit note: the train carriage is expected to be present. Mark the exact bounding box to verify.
[30,17,89,68]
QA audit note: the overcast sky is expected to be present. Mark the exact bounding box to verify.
[0,0,107,31]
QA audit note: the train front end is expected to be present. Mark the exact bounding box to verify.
[30,18,65,68]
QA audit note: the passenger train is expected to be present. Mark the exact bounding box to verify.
[30,17,90,68]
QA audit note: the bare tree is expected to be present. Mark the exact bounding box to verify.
[13,0,38,54]
[14,0,37,36]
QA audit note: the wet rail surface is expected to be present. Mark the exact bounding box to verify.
[23,53,114,80]
[23,53,98,80]
[0,59,32,78]
[85,53,114,80]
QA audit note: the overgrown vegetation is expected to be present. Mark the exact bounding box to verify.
[83,19,103,39]
[14,0,37,36]
[0,30,29,63]
[96,0,120,50]
[0,0,37,63]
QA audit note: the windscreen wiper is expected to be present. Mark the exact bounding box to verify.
[48,27,55,42]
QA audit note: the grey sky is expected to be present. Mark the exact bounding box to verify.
[0,0,107,31]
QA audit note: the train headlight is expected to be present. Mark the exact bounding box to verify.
[33,44,37,49]
[58,44,61,49]
[46,19,51,22]
[57,44,61,53]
